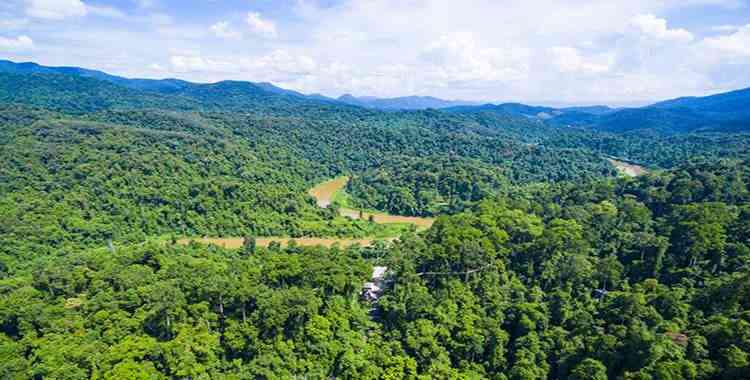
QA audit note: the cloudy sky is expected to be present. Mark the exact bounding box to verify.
[2,0,750,106]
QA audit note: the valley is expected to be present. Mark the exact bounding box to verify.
[1,58,749,379]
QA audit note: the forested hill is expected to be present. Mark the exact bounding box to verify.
[0,71,343,114]
[651,87,750,114]
[0,67,611,261]
[1,60,750,378]
[0,59,316,102]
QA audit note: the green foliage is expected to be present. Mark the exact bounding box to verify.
[347,155,510,216]
[2,66,750,379]
[0,106,403,268]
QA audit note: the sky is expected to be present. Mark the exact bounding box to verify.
[2,0,750,106]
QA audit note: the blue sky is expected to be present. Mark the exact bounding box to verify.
[2,0,750,106]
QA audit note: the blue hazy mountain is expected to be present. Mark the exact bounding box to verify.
[446,90,749,135]
[337,94,480,110]
[650,87,750,114]
[589,88,750,134]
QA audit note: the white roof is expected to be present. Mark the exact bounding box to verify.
[372,266,388,280]
[363,282,381,292]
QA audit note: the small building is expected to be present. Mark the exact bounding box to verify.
[362,266,388,301]
[372,266,387,280]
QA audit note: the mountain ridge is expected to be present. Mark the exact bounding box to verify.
[1,59,750,133]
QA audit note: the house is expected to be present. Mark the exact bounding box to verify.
[362,266,388,301]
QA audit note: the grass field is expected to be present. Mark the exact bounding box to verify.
[310,176,435,229]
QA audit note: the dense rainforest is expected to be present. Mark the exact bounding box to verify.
[1,61,750,379]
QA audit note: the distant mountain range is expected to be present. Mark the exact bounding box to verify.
[1,59,749,134]
[0,59,195,93]
[444,92,750,135]
[573,88,750,134]
[336,94,480,110]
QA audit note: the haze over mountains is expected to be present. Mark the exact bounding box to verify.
[336,94,481,110]
[1,59,750,136]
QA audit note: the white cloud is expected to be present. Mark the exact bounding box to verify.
[246,12,277,38]
[420,32,529,84]
[288,0,696,101]
[249,50,317,75]
[549,47,610,74]
[210,21,242,39]
[170,55,216,72]
[286,3,741,102]
[26,0,88,20]
[630,14,694,42]
[0,35,34,50]
[168,50,318,82]
[13,0,750,105]
[702,24,750,56]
